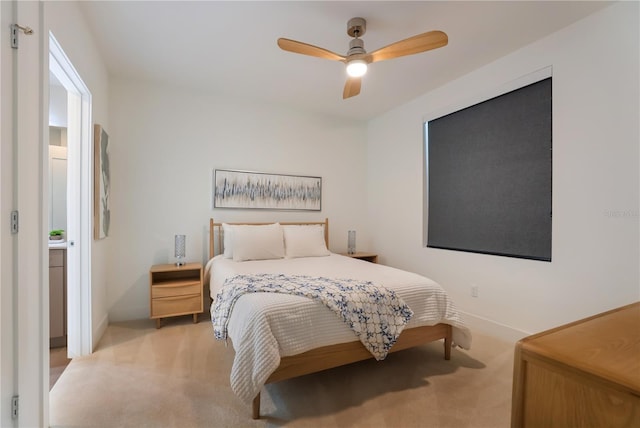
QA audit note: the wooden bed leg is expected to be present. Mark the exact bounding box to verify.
[444,325,452,360]
[252,392,261,419]
[444,336,452,360]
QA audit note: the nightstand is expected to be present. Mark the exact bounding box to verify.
[149,262,203,328]
[341,252,378,263]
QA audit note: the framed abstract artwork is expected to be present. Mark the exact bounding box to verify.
[213,169,321,211]
[94,124,110,239]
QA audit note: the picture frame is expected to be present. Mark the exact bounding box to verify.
[94,124,110,239]
[213,169,321,211]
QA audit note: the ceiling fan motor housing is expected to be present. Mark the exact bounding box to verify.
[347,17,366,38]
[348,38,366,56]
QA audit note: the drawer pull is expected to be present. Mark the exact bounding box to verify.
[155,294,199,301]
[151,282,201,299]
[153,280,200,288]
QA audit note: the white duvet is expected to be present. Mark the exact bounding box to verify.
[206,253,472,404]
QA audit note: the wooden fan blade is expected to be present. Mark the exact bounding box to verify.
[367,30,448,63]
[277,38,345,61]
[343,77,362,99]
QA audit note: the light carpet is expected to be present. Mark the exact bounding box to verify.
[50,316,514,427]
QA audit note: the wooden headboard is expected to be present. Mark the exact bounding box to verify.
[209,218,329,260]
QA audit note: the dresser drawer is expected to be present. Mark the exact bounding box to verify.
[151,280,201,298]
[151,294,202,318]
[512,302,640,428]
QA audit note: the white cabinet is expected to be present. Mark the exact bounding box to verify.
[49,248,66,347]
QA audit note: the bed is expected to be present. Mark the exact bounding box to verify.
[206,218,471,419]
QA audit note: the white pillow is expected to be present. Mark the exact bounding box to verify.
[232,223,285,262]
[283,225,330,258]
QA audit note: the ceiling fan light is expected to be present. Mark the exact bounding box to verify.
[346,59,367,77]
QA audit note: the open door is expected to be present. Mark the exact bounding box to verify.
[49,33,93,359]
[5,1,49,426]
[0,1,18,425]
[0,2,93,425]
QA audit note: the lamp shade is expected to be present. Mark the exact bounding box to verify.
[346,59,367,77]
[175,234,186,266]
[348,230,356,254]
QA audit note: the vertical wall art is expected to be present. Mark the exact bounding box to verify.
[94,124,110,239]
[213,169,321,211]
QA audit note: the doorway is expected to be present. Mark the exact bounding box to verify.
[48,32,92,359]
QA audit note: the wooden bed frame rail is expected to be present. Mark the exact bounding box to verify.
[207,218,453,420]
[252,323,452,418]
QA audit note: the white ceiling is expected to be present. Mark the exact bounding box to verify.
[78,1,612,121]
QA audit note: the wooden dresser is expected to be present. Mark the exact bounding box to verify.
[512,302,640,427]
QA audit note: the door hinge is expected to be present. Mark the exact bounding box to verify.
[11,24,33,49]
[10,211,18,234]
[11,395,18,419]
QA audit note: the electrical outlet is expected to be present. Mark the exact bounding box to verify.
[471,285,479,298]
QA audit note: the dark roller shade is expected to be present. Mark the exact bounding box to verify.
[427,77,552,261]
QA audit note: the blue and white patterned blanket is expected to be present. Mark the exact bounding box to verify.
[212,273,414,360]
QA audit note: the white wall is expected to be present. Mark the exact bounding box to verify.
[45,1,111,348]
[367,2,639,341]
[107,79,368,320]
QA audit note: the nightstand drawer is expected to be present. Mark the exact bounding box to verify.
[151,280,201,298]
[151,294,202,318]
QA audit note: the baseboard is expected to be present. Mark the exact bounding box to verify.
[92,313,109,352]
[459,310,532,343]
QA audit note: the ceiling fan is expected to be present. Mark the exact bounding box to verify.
[277,17,448,99]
